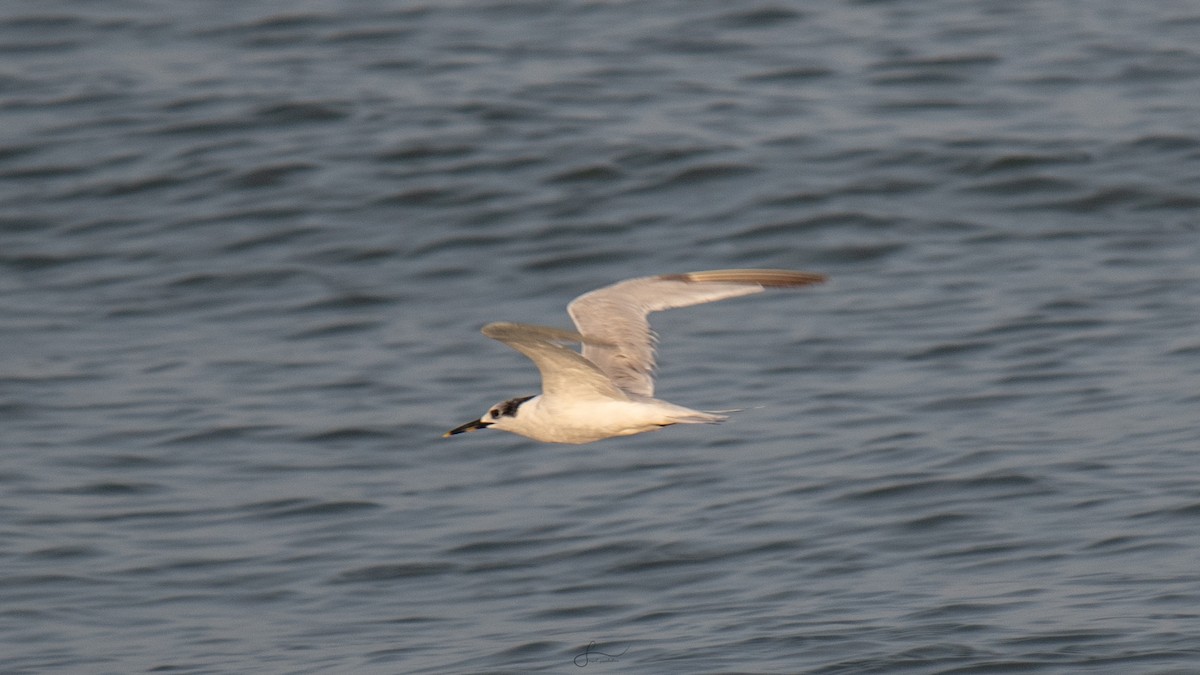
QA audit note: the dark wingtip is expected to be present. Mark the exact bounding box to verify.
[672,269,827,287]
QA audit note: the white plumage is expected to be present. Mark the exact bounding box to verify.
[444,269,826,444]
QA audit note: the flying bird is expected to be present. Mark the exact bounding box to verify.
[444,269,826,444]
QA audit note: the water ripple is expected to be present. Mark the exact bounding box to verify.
[4,0,1200,672]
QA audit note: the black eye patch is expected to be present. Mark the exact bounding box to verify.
[498,395,535,417]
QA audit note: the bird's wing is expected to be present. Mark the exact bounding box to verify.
[566,269,826,398]
[481,322,629,402]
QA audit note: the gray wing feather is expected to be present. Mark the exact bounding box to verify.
[567,269,825,398]
[481,322,629,401]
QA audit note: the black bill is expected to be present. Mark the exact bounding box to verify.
[443,419,491,437]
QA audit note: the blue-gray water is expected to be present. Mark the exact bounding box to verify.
[3,1,1199,673]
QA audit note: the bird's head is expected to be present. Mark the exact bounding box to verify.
[443,395,536,438]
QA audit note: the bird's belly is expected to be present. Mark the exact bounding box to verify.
[532,400,675,444]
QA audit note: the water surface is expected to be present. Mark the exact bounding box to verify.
[3,1,1199,672]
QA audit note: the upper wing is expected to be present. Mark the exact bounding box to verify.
[566,269,826,398]
[481,322,629,402]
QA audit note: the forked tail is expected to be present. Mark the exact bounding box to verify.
[672,410,733,425]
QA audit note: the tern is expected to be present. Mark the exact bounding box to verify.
[443,269,826,444]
